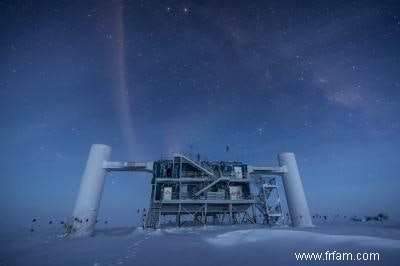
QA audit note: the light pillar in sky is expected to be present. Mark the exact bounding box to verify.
[278,152,313,227]
[69,144,111,236]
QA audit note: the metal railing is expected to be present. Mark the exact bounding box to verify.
[161,192,255,201]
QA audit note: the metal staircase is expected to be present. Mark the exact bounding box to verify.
[254,177,283,225]
[193,177,229,197]
[146,202,161,228]
[174,153,215,177]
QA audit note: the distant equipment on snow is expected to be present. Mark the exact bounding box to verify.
[65,144,313,237]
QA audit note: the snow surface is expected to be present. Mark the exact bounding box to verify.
[1,223,400,266]
[206,228,400,249]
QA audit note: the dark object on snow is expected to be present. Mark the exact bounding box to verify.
[351,213,388,223]
[60,221,64,224]
[351,216,363,222]
[32,218,37,223]
[30,228,34,232]
[48,220,53,224]
[377,213,388,221]
[104,220,108,224]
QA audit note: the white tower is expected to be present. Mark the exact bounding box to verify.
[278,152,313,227]
[69,144,111,236]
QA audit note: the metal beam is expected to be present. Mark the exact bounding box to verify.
[103,161,153,173]
[247,165,286,175]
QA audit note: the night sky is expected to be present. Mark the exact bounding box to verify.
[1,0,400,231]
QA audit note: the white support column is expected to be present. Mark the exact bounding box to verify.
[69,144,112,236]
[278,152,313,227]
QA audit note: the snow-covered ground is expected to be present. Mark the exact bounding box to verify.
[1,222,400,266]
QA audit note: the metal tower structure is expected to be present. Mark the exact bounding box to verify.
[65,144,313,237]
